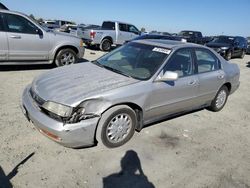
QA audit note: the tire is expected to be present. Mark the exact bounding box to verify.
[240,50,246,59]
[55,48,77,67]
[208,85,229,112]
[96,105,136,148]
[100,39,112,51]
[225,51,232,60]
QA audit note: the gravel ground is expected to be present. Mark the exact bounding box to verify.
[0,48,249,188]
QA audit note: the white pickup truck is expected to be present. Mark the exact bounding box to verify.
[82,21,140,51]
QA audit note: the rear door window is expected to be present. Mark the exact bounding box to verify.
[102,22,115,30]
[195,49,220,73]
[4,13,38,34]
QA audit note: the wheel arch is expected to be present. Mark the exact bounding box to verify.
[101,36,113,44]
[94,102,144,142]
[53,45,79,62]
[223,82,232,93]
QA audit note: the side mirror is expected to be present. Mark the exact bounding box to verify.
[155,71,178,82]
[36,29,43,36]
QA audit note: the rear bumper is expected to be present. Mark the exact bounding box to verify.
[21,85,99,148]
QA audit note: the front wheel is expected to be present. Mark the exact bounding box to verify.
[96,105,136,148]
[208,85,229,112]
[55,48,77,67]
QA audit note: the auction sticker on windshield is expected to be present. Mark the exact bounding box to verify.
[152,47,171,54]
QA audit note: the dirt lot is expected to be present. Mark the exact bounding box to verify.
[0,48,250,188]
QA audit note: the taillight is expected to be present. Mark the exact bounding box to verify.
[90,31,96,39]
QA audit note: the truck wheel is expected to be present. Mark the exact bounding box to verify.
[96,105,136,148]
[100,39,112,51]
[55,48,77,67]
[240,50,246,59]
[225,51,232,60]
[208,85,229,112]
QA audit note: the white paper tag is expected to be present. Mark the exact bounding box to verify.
[152,47,171,54]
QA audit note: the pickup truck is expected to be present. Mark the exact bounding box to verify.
[178,30,212,45]
[82,21,141,51]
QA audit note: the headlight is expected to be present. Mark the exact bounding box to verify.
[221,47,229,50]
[42,101,73,117]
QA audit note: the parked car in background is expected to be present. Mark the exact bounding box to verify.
[206,36,247,60]
[247,37,250,54]
[43,20,74,30]
[22,40,240,148]
[125,34,187,43]
[82,21,140,51]
[58,24,78,33]
[178,30,212,44]
[149,31,171,36]
[0,8,84,66]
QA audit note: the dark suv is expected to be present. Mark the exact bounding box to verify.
[247,37,250,54]
[178,30,204,44]
[206,36,247,60]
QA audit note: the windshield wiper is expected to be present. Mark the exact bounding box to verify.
[91,60,104,68]
[102,65,133,78]
[91,61,133,78]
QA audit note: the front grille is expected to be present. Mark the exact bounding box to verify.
[29,88,45,106]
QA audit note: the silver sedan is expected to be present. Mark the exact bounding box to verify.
[21,40,240,148]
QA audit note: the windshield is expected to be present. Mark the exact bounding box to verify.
[212,36,234,44]
[93,42,170,80]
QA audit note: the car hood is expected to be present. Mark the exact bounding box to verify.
[206,42,231,48]
[31,62,138,107]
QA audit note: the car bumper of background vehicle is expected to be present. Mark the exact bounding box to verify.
[21,86,99,148]
[82,38,95,46]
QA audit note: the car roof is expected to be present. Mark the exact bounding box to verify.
[103,20,134,25]
[133,39,201,49]
[0,9,27,16]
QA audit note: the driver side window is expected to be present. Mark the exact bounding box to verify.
[4,13,38,34]
[164,49,193,78]
[128,25,139,34]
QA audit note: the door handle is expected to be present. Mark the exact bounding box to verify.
[10,35,21,39]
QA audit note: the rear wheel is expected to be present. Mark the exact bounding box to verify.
[96,105,136,148]
[100,39,112,51]
[55,48,77,67]
[208,85,229,112]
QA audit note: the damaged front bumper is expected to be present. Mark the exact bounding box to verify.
[21,86,99,148]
